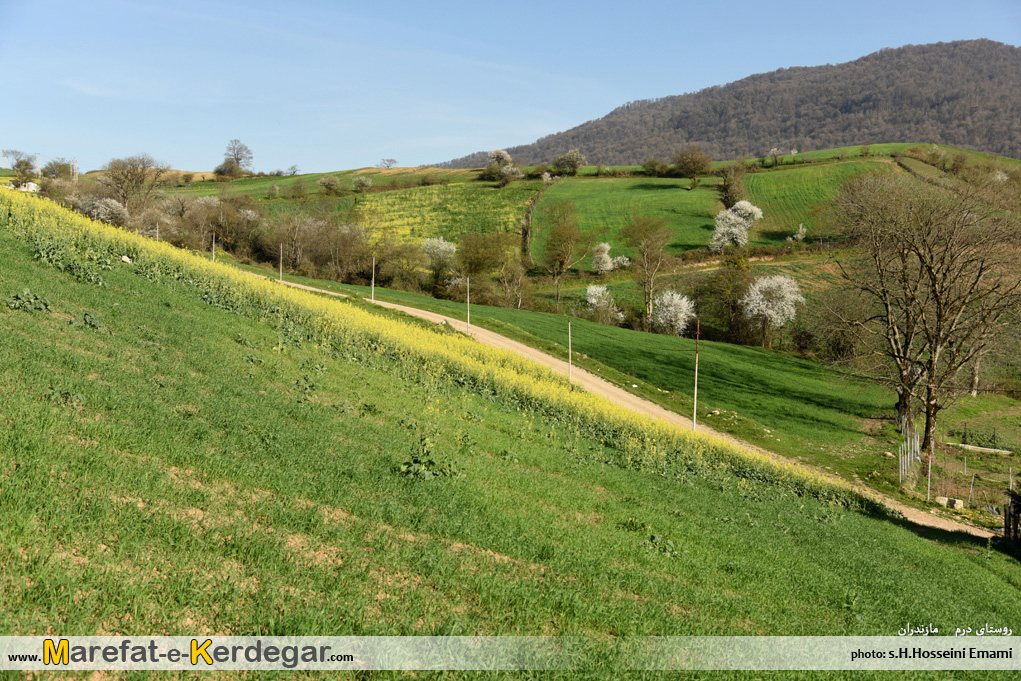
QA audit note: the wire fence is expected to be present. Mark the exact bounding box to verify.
[897,419,1014,523]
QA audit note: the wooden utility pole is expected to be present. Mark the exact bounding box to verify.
[568,320,572,382]
[466,276,471,335]
[279,244,283,282]
[692,319,700,432]
[211,232,216,261]
[371,256,375,302]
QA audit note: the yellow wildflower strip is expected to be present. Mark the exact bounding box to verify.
[0,190,881,512]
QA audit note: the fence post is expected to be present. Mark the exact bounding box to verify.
[968,474,976,507]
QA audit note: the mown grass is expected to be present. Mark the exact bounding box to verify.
[745,161,892,238]
[3,199,1021,679]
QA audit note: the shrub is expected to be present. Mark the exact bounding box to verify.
[499,164,525,187]
[551,149,585,176]
[642,158,669,177]
[352,175,372,193]
[317,175,342,195]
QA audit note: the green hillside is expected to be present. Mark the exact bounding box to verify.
[528,157,893,262]
[155,143,1017,264]
[4,191,1021,677]
[217,257,1020,515]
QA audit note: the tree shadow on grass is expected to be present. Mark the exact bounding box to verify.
[627,182,686,191]
[884,513,1014,558]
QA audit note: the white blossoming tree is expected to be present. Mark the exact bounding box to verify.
[499,164,525,186]
[709,200,763,252]
[591,242,614,275]
[488,149,512,166]
[739,274,805,346]
[422,237,457,292]
[651,289,696,336]
[586,284,624,325]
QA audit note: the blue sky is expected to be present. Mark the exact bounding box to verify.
[2,0,1018,172]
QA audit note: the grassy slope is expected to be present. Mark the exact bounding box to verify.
[529,159,892,263]
[3,206,1021,680]
[745,160,891,237]
[358,178,543,241]
[229,258,1020,514]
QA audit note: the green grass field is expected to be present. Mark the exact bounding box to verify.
[4,197,1021,680]
[529,159,894,263]
[224,255,1020,515]
[531,177,721,260]
[745,160,892,238]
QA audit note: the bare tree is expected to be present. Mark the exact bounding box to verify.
[98,154,169,213]
[539,200,589,311]
[622,215,674,319]
[376,158,398,169]
[224,139,254,172]
[833,173,1021,455]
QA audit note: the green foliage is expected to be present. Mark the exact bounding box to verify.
[31,234,112,286]
[640,533,682,559]
[68,312,109,333]
[399,435,461,479]
[642,158,669,177]
[7,289,51,312]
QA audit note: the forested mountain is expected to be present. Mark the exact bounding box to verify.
[440,40,1021,167]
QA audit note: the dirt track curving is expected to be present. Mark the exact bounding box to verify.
[272,276,995,539]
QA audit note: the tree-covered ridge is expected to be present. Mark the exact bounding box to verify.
[441,40,1021,167]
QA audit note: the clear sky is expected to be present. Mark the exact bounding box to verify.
[1,0,1018,173]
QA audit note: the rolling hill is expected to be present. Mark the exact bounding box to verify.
[440,40,1021,167]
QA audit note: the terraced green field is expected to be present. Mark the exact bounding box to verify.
[745,160,892,238]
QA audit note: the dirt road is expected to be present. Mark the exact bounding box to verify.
[276,277,994,539]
